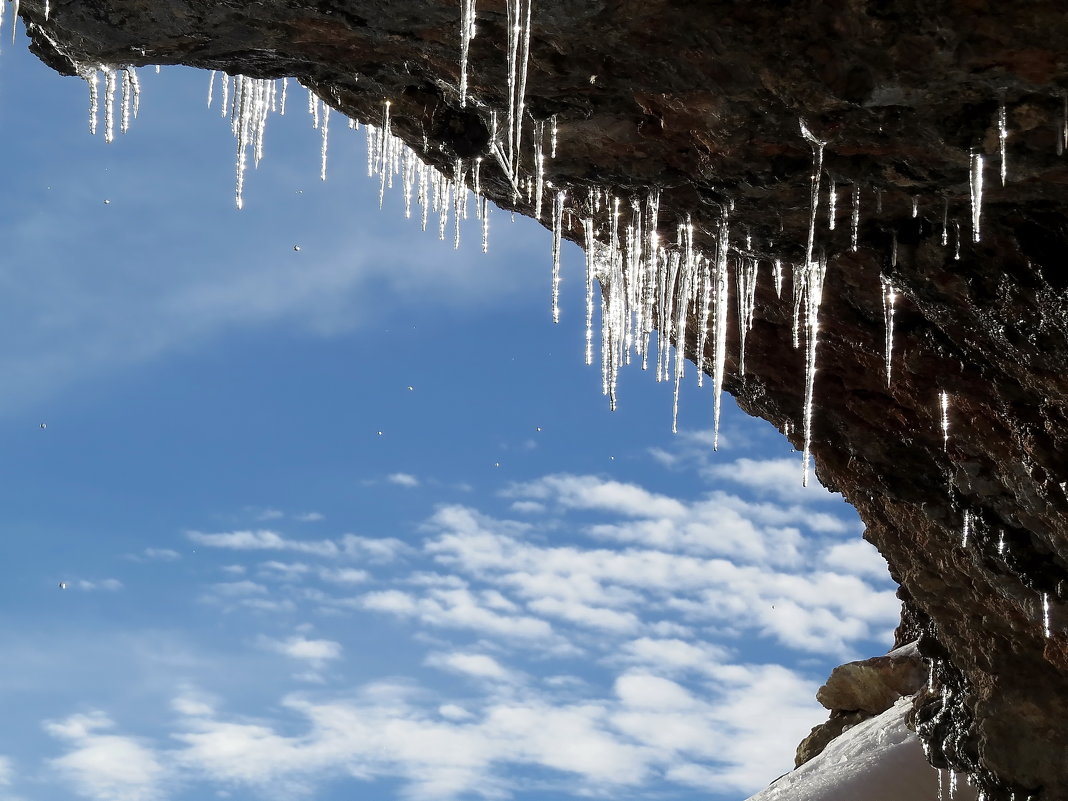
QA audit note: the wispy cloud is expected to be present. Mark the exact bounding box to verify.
[44,712,165,801]
[387,473,421,488]
[73,579,124,592]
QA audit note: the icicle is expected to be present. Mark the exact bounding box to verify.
[513,0,532,180]
[208,70,217,108]
[997,530,1006,555]
[940,390,950,450]
[736,257,758,376]
[912,196,918,218]
[308,88,319,129]
[941,197,949,246]
[712,203,731,450]
[891,230,898,268]
[234,77,249,209]
[280,77,289,116]
[378,101,391,208]
[773,259,783,297]
[851,185,860,251]
[1060,91,1067,156]
[969,151,984,243]
[452,159,465,249]
[84,69,99,135]
[949,771,957,801]
[127,67,140,119]
[799,119,826,270]
[954,221,961,261]
[320,104,330,181]
[672,220,694,433]
[962,509,972,546]
[584,217,596,366]
[998,101,1008,186]
[1043,593,1051,638]
[881,275,896,387]
[44,0,49,21]
[103,68,117,143]
[801,252,827,487]
[550,114,558,159]
[481,196,490,253]
[551,190,565,322]
[459,0,476,107]
[120,68,132,134]
[938,770,945,801]
[533,118,545,220]
[220,73,230,118]
[10,0,17,44]
[828,180,836,230]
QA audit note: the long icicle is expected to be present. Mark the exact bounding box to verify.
[802,253,827,487]
[881,275,896,387]
[551,190,566,322]
[712,203,731,450]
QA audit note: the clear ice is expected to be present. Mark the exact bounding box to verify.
[998,102,1008,186]
[881,275,896,387]
[970,151,984,243]
[940,390,950,450]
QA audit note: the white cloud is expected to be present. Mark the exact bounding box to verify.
[339,534,413,563]
[318,567,370,584]
[425,652,513,681]
[294,512,325,523]
[261,635,343,665]
[823,539,891,581]
[388,473,420,488]
[507,474,687,518]
[44,712,165,801]
[360,587,556,643]
[126,548,181,562]
[257,561,312,582]
[75,579,123,592]
[0,755,11,785]
[209,580,267,597]
[703,457,840,503]
[188,530,340,558]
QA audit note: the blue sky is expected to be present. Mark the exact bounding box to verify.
[0,27,896,801]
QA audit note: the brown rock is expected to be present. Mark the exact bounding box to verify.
[816,644,928,716]
[795,710,869,767]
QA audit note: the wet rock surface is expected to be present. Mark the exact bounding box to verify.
[17,1,1068,797]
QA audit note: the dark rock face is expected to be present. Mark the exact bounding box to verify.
[18,1,1068,797]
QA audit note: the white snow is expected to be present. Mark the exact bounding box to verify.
[744,697,978,801]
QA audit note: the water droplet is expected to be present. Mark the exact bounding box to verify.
[293,245,301,252]
[39,423,47,429]
[103,199,111,205]
[58,582,67,590]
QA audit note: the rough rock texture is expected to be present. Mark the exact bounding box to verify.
[795,710,869,768]
[797,641,926,766]
[817,642,927,717]
[16,1,1068,798]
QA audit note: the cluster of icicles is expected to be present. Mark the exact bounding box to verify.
[50,0,1061,640]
